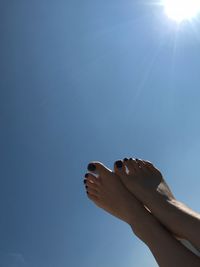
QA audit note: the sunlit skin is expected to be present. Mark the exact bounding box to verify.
[84,160,200,266]
[84,163,153,240]
[113,158,200,251]
[162,0,200,22]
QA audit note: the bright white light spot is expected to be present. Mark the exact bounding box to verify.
[163,0,200,22]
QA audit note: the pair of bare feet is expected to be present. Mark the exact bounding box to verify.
[84,158,175,240]
[84,158,200,266]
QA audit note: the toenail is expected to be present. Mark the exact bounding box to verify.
[115,160,123,169]
[85,173,89,178]
[87,163,96,172]
[129,158,133,161]
[85,185,88,189]
[83,179,87,184]
[123,158,128,162]
[135,158,139,161]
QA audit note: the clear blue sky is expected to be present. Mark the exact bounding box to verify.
[1,0,200,266]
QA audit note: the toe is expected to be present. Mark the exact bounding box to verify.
[86,186,99,196]
[85,173,101,185]
[143,160,160,174]
[143,160,154,169]
[114,160,126,176]
[87,161,112,177]
[123,158,138,174]
[84,179,100,191]
[142,160,153,173]
[115,160,135,190]
[86,179,99,191]
[136,159,146,170]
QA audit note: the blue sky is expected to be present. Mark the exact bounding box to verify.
[1,0,200,266]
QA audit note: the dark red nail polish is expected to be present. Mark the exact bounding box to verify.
[85,173,89,178]
[83,179,87,184]
[115,160,123,168]
[87,163,96,172]
[123,158,128,162]
[129,158,133,161]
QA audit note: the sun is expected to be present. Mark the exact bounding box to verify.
[163,0,200,22]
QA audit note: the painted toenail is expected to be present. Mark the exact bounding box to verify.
[83,179,87,184]
[85,185,88,189]
[87,163,96,172]
[136,158,139,161]
[115,160,123,169]
[129,158,133,161]
[85,173,89,178]
[123,158,128,162]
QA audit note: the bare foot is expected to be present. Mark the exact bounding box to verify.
[113,158,175,213]
[114,159,200,255]
[84,161,157,239]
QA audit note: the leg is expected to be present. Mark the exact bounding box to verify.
[84,161,200,266]
[136,215,200,267]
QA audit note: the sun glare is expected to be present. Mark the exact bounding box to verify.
[163,0,200,22]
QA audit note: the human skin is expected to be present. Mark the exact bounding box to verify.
[84,162,200,266]
[113,158,200,251]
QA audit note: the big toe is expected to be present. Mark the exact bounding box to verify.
[87,161,112,177]
[114,160,127,176]
[113,160,132,187]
